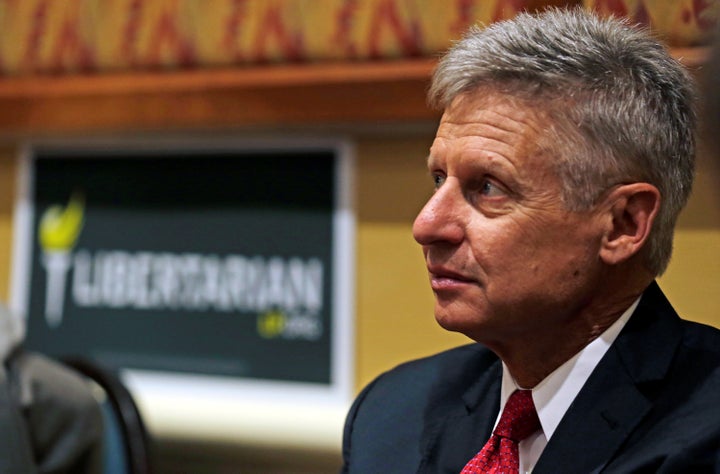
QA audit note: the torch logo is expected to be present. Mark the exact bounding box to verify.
[38,193,85,328]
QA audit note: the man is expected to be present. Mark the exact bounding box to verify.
[342,8,720,474]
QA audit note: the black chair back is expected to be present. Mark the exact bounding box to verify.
[62,357,152,474]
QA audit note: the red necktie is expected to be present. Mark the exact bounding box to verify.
[461,389,541,474]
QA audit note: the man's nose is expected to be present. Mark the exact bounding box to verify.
[412,180,464,246]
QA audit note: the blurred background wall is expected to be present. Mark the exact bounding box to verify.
[0,1,717,472]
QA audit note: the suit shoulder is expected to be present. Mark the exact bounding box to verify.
[681,319,720,354]
[382,343,496,382]
[674,319,720,381]
[353,343,496,414]
[341,344,498,473]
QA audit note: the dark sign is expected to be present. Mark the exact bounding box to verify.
[19,143,350,387]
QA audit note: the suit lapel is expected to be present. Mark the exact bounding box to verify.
[418,359,502,473]
[534,282,683,473]
[533,349,653,473]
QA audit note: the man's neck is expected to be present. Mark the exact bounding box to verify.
[491,289,646,388]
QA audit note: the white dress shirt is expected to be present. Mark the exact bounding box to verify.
[495,298,640,473]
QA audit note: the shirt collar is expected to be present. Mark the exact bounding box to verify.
[499,297,640,440]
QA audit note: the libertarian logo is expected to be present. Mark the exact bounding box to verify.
[38,193,85,327]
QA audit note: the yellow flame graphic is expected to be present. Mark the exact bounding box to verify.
[39,193,85,252]
[257,310,286,339]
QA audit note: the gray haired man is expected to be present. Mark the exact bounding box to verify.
[342,8,719,473]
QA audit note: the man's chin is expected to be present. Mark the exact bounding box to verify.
[435,311,482,337]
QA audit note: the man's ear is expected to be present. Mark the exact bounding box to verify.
[599,183,661,266]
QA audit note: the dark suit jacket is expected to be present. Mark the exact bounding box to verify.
[341,282,720,473]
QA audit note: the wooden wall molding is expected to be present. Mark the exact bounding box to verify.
[0,46,706,136]
[0,59,439,135]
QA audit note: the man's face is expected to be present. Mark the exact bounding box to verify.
[413,91,606,346]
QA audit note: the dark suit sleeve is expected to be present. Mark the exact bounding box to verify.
[340,344,496,474]
[339,362,434,474]
[341,375,382,473]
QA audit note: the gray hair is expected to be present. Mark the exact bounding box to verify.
[429,8,696,276]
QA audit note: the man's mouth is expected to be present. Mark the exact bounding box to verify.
[427,266,475,290]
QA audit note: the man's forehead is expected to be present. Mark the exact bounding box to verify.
[443,89,545,129]
[429,91,549,162]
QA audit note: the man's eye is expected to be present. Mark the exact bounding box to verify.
[433,173,446,189]
[479,179,505,197]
